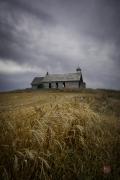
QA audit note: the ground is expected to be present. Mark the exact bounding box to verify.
[0,89,120,179]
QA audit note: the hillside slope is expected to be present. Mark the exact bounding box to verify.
[0,90,120,179]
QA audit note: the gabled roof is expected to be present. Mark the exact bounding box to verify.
[31,72,81,85]
[42,73,81,82]
[31,77,44,85]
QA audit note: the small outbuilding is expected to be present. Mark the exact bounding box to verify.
[31,67,86,89]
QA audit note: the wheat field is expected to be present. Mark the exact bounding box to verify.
[0,89,120,180]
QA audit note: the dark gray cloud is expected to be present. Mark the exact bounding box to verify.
[0,0,54,23]
[0,0,120,91]
[0,0,55,62]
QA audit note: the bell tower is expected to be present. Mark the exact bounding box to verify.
[76,65,81,73]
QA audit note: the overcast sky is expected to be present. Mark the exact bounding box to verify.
[0,0,120,91]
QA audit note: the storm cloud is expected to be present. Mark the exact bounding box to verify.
[0,0,120,91]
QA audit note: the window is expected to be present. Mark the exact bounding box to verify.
[63,82,65,88]
[56,82,58,88]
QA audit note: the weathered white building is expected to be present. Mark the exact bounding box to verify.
[31,67,86,89]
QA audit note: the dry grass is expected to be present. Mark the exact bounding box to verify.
[0,90,120,179]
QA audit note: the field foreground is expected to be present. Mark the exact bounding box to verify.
[0,89,120,179]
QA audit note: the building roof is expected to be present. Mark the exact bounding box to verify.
[31,72,82,85]
[31,77,44,85]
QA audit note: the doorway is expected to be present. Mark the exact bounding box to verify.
[49,83,51,88]
[56,82,58,88]
[63,82,65,88]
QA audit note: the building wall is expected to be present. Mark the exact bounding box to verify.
[32,85,38,89]
[51,82,56,88]
[43,82,65,89]
[43,81,79,89]
[80,82,86,88]
[43,83,49,88]
[32,81,86,89]
[57,82,64,89]
[65,81,79,88]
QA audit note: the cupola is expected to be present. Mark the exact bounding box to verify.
[76,66,81,73]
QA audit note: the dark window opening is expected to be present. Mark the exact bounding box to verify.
[56,82,58,88]
[49,83,51,88]
[63,82,65,88]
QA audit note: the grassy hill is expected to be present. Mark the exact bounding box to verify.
[0,89,120,179]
